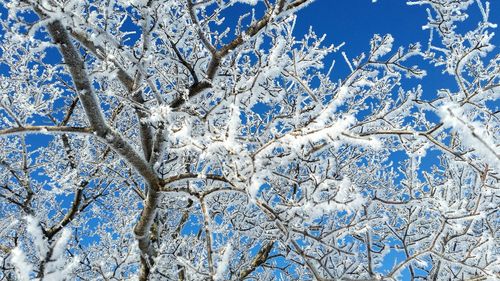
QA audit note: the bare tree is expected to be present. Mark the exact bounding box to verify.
[0,0,498,280]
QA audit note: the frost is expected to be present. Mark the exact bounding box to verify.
[11,247,32,281]
[335,177,352,202]
[44,258,80,281]
[44,229,78,281]
[52,228,71,261]
[149,104,172,123]
[235,0,259,5]
[248,173,266,199]
[438,102,500,171]
[214,242,233,281]
[295,177,366,219]
[314,85,350,126]
[105,133,114,142]
[370,34,394,60]
[10,217,77,280]
[269,37,287,66]
[0,0,498,279]
[26,216,49,259]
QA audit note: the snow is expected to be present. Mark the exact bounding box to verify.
[269,37,287,66]
[0,0,498,279]
[314,85,349,127]
[10,247,32,281]
[236,0,259,5]
[291,177,366,220]
[105,132,114,142]
[342,52,353,72]
[149,104,172,124]
[438,102,500,171]
[52,228,71,262]
[371,34,394,60]
[214,242,233,281]
[335,177,353,202]
[26,216,49,259]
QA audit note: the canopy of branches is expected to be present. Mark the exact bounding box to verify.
[0,0,498,280]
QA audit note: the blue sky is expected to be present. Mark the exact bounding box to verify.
[296,0,500,54]
[296,0,431,52]
[295,0,500,100]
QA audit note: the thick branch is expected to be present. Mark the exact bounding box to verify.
[69,29,154,161]
[238,241,275,279]
[0,126,92,137]
[200,200,215,279]
[47,20,161,280]
[46,181,87,239]
[46,20,159,188]
[171,0,313,109]
[134,188,161,281]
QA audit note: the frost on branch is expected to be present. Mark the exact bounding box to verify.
[0,0,498,280]
[9,217,78,281]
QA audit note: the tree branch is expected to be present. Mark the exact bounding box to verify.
[238,241,275,279]
[0,126,92,137]
[46,20,159,188]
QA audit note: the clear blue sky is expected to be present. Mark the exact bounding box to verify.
[295,0,500,54]
[293,0,500,103]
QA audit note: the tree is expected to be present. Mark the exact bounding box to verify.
[0,0,498,280]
